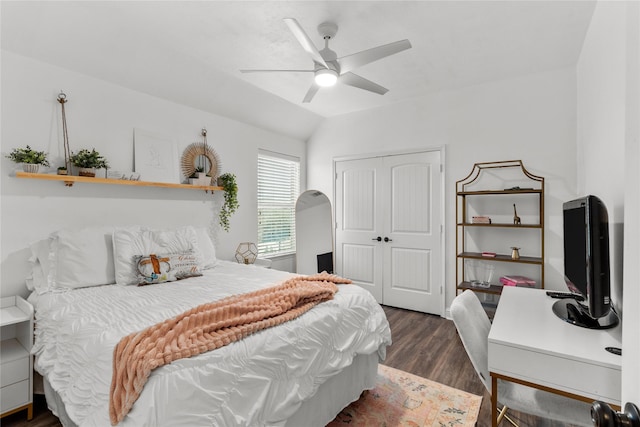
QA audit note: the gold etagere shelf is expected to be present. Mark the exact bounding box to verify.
[15,172,222,192]
[455,160,545,304]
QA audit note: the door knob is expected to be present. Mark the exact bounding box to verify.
[592,401,640,427]
[372,236,382,242]
[384,237,393,242]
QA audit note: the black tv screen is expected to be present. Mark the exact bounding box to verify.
[557,195,617,328]
[563,202,590,298]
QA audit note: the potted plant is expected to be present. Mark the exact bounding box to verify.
[5,145,50,173]
[69,148,108,177]
[57,166,68,176]
[217,173,239,232]
[189,166,206,185]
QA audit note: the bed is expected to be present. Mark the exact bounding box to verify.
[26,225,391,427]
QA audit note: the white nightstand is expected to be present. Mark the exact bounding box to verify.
[0,296,34,420]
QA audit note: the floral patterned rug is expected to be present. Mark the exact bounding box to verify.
[327,364,482,427]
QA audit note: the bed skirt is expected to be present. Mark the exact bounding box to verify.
[43,352,379,427]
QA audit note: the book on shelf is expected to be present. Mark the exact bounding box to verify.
[481,251,496,257]
[471,216,491,224]
[499,275,536,287]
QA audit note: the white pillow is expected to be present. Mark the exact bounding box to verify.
[194,226,217,269]
[113,226,201,286]
[27,238,53,291]
[48,226,134,289]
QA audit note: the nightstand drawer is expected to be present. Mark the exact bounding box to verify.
[1,379,29,413]
[1,356,29,387]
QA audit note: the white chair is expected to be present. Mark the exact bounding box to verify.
[450,290,593,426]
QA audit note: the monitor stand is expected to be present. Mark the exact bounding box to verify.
[552,299,619,329]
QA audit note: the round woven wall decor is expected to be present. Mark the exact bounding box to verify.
[180,142,221,181]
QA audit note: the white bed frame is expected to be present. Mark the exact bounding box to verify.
[43,352,379,427]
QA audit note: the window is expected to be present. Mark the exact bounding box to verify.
[257,151,300,257]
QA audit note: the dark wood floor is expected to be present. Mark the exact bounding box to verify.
[2,305,579,427]
[380,306,579,427]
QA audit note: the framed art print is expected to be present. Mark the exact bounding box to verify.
[133,129,179,183]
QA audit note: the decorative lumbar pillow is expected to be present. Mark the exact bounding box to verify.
[135,251,202,285]
[113,226,201,286]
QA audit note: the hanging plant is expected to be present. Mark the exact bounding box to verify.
[217,173,239,232]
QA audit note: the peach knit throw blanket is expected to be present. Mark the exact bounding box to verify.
[109,272,351,425]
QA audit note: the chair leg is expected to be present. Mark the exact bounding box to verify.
[496,405,519,427]
[503,413,518,427]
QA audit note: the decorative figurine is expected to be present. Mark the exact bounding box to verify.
[513,204,521,225]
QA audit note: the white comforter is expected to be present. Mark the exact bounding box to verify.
[31,261,391,427]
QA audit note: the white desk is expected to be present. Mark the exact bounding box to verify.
[488,287,622,427]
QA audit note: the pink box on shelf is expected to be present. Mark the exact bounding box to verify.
[500,276,536,287]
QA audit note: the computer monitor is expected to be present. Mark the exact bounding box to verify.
[552,195,619,329]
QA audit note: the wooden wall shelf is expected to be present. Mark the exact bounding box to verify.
[15,172,222,191]
[457,223,542,229]
[457,252,543,265]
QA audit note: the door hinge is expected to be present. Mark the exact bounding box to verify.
[440,286,443,295]
[440,164,443,173]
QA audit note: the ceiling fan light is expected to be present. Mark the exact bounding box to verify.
[314,69,338,87]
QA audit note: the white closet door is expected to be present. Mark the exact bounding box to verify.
[335,150,443,315]
[381,151,442,314]
[335,157,384,302]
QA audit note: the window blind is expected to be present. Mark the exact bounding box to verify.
[257,152,300,257]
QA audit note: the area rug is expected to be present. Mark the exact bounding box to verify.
[327,364,482,427]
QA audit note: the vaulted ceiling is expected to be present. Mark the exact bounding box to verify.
[1,1,596,141]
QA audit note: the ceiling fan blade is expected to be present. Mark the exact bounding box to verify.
[284,18,329,69]
[302,84,320,103]
[337,39,412,74]
[240,69,314,73]
[339,72,388,95]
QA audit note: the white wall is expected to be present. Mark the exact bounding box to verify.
[308,67,578,310]
[0,51,306,298]
[577,0,640,408]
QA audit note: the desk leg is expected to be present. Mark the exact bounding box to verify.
[491,374,498,427]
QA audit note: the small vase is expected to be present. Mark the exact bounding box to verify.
[22,164,39,173]
[78,167,96,177]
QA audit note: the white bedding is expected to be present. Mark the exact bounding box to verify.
[30,261,391,426]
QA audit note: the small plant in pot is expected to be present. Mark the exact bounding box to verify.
[69,148,108,177]
[5,145,50,173]
[189,166,210,185]
[217,173,239,232]
[57,166,68,175]
[191,166,205,178]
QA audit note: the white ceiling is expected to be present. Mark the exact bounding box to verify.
[1,1,596,141]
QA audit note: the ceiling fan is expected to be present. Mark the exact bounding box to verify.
[240,18,412,103]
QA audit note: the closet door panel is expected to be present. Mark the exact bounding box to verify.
[335,158,384,302]
[382,151,442,315]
